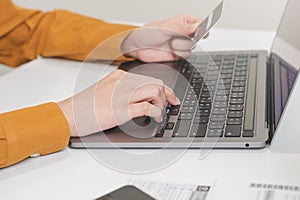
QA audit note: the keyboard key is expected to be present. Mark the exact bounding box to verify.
[201,91,214,98]
[234,76,246,81]
[211,114,226,122]
[236,60,248,65]
[196,109,210,117]
[217,84,231,90]
[235,66,247,71]
[191,73,202,79]
[192,72,203,78]
[184,95,197,101]
[212,108,227,115]
[232,81,246,87]
[237,54,248,58]
[169,106,180,115]
[199,102,211,109]
[226,118,242,125]
[199,97,212,104]
[228,111,243,118]
[191,88,201,97]
[220,79,232,84]
[206,76,218,81]
[224,55,236,59]
[211,55,223,60]
[205,80,218,86]
[187,88,200,96]
[207,129,223,137]
[155,129,164,137]
[215,96,229,102]
[165,122,175,130]
[229,98,244,104]
[221,69,233,74]
[183,100,197,106]
[191,83,202,88]
[193,116,209,124]
[213,101,228,108]
[208,65,220,71]
[202,85,216,92]
[235,71,247,76]
[208,122,225,129]
[222,65,234,69]
[181,65,193,79]
[220,74,233,79]
[225,125,241,137]
[242,131,254,137]
[231,92,245,98]
[216,90,230,96]
[229,104,244,111]
[232,87,245,92]
[178,113,194,120]
[207,71,219,76]
[223,59,235,64]
[189,124,207,137]
[172,120,191,137]
[181,106,196,113]
[191,76,203,82]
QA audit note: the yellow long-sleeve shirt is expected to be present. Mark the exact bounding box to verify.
[0,0,137,168]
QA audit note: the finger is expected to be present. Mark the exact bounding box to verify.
[164,86,181,106]
[130,84,167,110]
[128,102,163,122]
[173,15,202,35]
[181,22,201,36]
[185,15,199,23]
[172,50,191,59]
[137,49,179,63]
[171,37,195,51]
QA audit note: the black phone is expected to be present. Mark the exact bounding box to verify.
[95,185,155,200]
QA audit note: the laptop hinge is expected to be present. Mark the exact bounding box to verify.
[266,56,275,144]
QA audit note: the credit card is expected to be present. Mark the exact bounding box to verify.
[192,1,223,45]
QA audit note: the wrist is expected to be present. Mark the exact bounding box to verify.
[121,29,142,58]
[57,98,78,137]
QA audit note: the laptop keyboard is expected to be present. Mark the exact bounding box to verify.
[155,53,258,138]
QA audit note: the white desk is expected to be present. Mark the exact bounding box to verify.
[1,28,300,200]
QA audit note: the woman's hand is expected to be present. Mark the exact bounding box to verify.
[58,70,180,137]
[121,15,203,62]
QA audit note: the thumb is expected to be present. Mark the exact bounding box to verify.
[186,22,200,36]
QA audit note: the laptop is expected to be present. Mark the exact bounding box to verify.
[70,0,300,150]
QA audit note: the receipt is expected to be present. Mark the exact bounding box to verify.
[128,179,212,200]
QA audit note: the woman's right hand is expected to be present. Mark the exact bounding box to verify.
[57,69,180,137]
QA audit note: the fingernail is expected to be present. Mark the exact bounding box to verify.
[175,97,181,105]
[159,116,163,122]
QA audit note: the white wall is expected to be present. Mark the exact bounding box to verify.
[13,0,287,31]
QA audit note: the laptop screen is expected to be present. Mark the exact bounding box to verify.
[271,0,300,128]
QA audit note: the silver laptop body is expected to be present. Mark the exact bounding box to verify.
[70,0,300,149]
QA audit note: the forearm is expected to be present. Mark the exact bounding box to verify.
[26,10,138,62]
[0,4,138,67]
[0,103,69,168]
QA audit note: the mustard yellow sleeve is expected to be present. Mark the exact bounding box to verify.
[24,10,138,62]
[0,103,70,168]
[0,1,138,67]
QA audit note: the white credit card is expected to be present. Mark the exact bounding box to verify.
[193,1,223,43]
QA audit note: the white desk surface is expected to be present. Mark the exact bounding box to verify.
[1,28,300,200]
